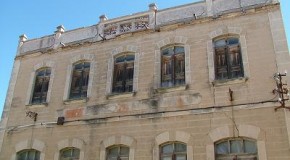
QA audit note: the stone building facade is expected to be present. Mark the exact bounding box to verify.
[1,0,290,159]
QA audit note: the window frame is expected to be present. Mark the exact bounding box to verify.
[106,145,130,160]
[112,53,135,94]
[159,142,187,160]
[30,67,51,105]
[213,36,244,80]
[59,147,80,160]
[16,149,41,160]
[160,45,186,88]
[214,137,258,160]
[69,61,91,100]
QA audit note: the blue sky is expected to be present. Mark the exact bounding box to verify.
[0,0,289,116]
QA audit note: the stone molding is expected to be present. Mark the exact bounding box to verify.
[54,138,85,160]
[106,45,140,94]
[154,36,191,89]
[207,26,250,83]
[63,54,95,101]
[25,61,55,105]
[100,135,136,160]
[153,131,193,160]
[11,139,45,160]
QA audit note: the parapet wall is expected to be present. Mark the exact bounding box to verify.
[17,0,278,56]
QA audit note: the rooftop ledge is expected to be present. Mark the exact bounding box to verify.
[16,0,279,56]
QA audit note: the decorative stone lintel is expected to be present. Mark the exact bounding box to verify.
[63,98,88,105]
[155,84,189,93]
[19,34,28,42]
[99,14,108,22]
[55,25,65,33]
[106,92,136,100]
[211,77,248,87]
[149,3,158,11]
[25,103,48,108]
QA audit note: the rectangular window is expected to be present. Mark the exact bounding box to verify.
[31,68,51,104]
[69,62,90,99]
[161,46,185,87]
[112,54,134,93]
[214,38,243,80]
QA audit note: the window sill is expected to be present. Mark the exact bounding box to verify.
[63,98,88,105]
[26,103,48,108]
[106,92,136,100]
[155,84,189,93]
[212,77,248,86]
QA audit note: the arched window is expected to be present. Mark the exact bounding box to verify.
[215,138,257,160]
[59,147,80,160]
[16,149,40,160]
[160,142,187,160]
[161,46,185,88]
[31,68,51,104]
[214,37,244,80]
[112,54,135,93]
[106,145,129,160]
[69,61,90,99]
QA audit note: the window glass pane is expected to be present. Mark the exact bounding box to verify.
[46,68,51,75]
[28,151,36,160]
[161,56,173,87]
[116,56,126,63]
[162,47,174,56]
[175,143,186,152]
[120,146,129,156]
[107,146,129,160]
[37,70,45,76]
[108,147,119,156]
[161,156,172,160]
[84,62,90,68]
[113,63,125,93]
[215,47,228,80]
[175,46,185,54]
[230,140,243,154]
[174,54,185,86]
[228,46,240,66]
[244,140,257,153]
[162,144,174,154]
[176,155,186,160]
[216,141,229,154]
[74,63,83,70]
[17,152,27,160]
[107,157,118,160]
[72,148,80,158]
[61,149,72,158]
[228,38,239,45]
[125,55,135,61]
[215,139,257,160]
[17,150,40,160]
[35,152,40,160]
[215,39,226,47]
[60,148,80,160]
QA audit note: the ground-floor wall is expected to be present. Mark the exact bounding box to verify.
[1,106,290,160]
